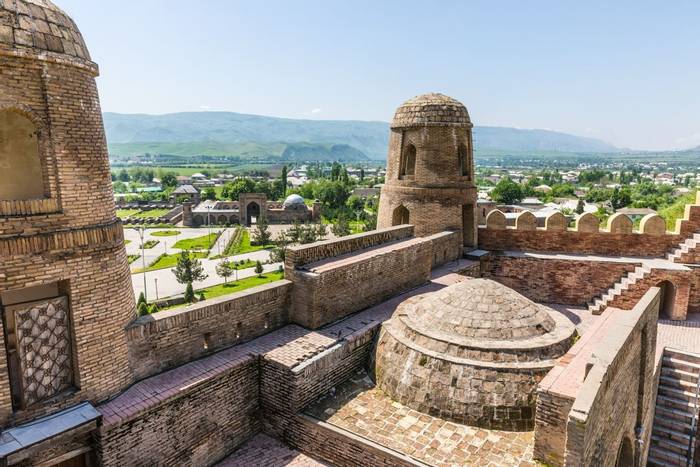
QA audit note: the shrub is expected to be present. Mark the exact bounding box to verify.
[137,301,149,317]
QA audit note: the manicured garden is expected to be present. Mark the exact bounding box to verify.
[116,209,140,219]
[173,232,220,251]
[196,271,284,300]
[216,228,271,258]
[133,251,208,273]
[131,208,171,219]
[150,230,180,237]
[141,240,159,249]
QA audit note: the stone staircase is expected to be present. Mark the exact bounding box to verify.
[648,348,700,467]
[588,264,652,314]
[667,234,700,264]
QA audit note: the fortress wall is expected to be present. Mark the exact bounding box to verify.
[564,288,659,465]
[479,227,682,257]
[285,225,414,270]
[489,255,638,306]
[425,230,462,268]
[126,281,292,380]
[288,238,433,328]
[98,355,260,467]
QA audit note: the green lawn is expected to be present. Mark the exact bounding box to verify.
[131,209,171,219]
[659,191,697,231]
[132,251,208,273]
[197,271,284,300]
[151,230,180,237]
[141,240,159,249]
[124,239,132,245]
[173,232,220,250]
[127,255,140,264]
[117,209,140,219]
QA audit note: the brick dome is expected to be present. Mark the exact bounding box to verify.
[409,279,556,340]
[0,0,92,65]
[374,279,576,430]
[391,93,471,129]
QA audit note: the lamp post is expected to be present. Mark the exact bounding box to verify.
[136,226,147,302]
[154,278,159,301]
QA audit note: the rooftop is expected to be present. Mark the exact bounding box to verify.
[391,93,471,129]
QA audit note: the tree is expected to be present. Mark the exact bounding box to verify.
[315,223,327,241]
[173,250,208,302]
[216,259,234,283]
[332,215,351,237]
[184,282,195,303]
[255,260,263,277]
[117,169,130,182]
[252,215,272,246]
[202,187,217,201]
[575,199,585,215]
[221,178,256,200]
[359,168,365,182]
[137,301,149,317]
[346,195,364,213]
[280,165,288,197]
[137,291,147,308]
[491,178,524,205]
[160,173,178,188]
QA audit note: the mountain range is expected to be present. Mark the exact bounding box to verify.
[103,111,621,161]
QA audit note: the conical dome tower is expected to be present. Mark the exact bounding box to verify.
[0,0,135,427]
[377,93,478,247]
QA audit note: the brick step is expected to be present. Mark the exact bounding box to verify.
[666,349,700,366]
[654,405,695,425]
[653,414,694,435]
[663,356,700,374]
[662,366,700,384]
[659,385,699,403]
[651,434,691,456]
[657,395,698,412]
[648,446,688,466]
[652,423,692,444]
[660,375,699,391]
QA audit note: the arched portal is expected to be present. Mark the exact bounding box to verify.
[458,143,470,178]
[0,109,44,200]
[218,215,227,225]
[657,280,677,319]
[400,144,416,178]
[615,436,634,467]
[246,202,261,225]
[392,205,410,226]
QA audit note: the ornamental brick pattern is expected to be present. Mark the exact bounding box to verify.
[14,296,72,407]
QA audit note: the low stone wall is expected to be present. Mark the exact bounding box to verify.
[489,255,638,306]
[288,238,433,328]
[425,230,462,268]
[285,225,414,270]
[97,356,259,467]
[126,281,292,380]
[564,288,659,465]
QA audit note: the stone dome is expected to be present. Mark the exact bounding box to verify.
[283,194,305,207]
[0,0,92,65]
[391,93,471,129]
[374,278,576,430]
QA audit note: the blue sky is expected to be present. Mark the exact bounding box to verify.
[59,0,700,150]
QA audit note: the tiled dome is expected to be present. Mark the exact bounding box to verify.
[391,93,471,129]
[0,0,92,64]
[283,194,305,207]
[408,279,556,340]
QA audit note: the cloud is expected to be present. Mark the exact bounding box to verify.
[310,108,322,114]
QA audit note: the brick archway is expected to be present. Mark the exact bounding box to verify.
[657,280,677,320]
[392,205,410,226]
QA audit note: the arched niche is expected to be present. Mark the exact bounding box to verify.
[0,109,45,201]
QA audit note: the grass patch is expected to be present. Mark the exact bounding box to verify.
[659,191,697,231]
[151,230,180,237]
[117,209,140,219]
[173,232,220,251]
[132,251,208,273]
[124,223,176,229]
[124,239,132,245]
[141,240,159,249]
[131,209,171,219]
[213,228,272,258]
[127,255,140,264]
[196,271,284,300]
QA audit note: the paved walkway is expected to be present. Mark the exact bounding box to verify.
[131,250,276,300]
[503,250,691,271]
[216,434,329,467]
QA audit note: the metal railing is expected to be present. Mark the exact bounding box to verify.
[686,360,700,467]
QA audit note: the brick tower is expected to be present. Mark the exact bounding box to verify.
[0,0,135,428]
[377,93,478,247]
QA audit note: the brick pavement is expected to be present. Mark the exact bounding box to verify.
[217,434,330,467]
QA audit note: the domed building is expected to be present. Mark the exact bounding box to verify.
[374,279,577,430]
[282,194,306,208]
[377,93,478,247]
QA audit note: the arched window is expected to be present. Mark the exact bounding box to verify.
[400,144,416,178]
[392,205,410,226]
[657,280,677,319]
[0,110,45,200]
[615,436,634,467]
[458,143,470,178]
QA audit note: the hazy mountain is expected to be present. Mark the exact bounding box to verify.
[103,111,620,160]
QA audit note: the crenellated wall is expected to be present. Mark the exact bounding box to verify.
[478,204,700,257]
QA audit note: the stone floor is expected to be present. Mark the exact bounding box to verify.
[216,434,329,467]
[306,372,537,467]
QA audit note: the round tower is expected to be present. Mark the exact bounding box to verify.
[377,93,477,247]
[0,0,135,425]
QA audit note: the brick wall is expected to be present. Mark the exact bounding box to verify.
[479,227,683,257]
[564,288,659,465]
[288,238,432,328]
[285,225,414,270]
[425,230,462,268]
[126,281,292,380]
[488,255,638,306]
[97,357,260,467]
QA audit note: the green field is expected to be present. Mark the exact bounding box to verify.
[197,271,284,300]
[131,209,171,219]
[215,229,271,258]
[128,255,140,264]
[116,209,140,219]
[133,251,208,273]
[141,240,159,249]
[173,233,220,251]
[151,230,180,237]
